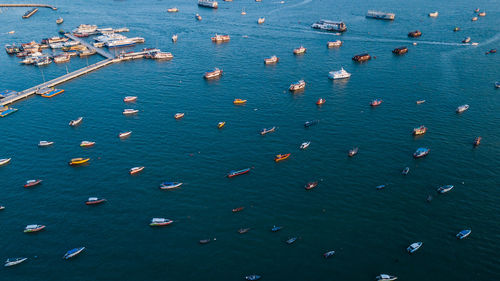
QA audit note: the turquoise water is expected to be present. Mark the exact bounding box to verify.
[1,0,499,280]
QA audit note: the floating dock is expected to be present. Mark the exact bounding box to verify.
[22,7,38,18]
[64,33,114,59]
[0,3,57,10]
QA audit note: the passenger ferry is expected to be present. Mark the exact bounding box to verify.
[73,24,98,35]
[106,38,136,48]
[264,55,279,64]
[211,34,230,43]
[198,0,218,9]
[366,10,395,20]
[293,46,306,55]
[311,20,347,32]
[327,40,342,48]
[328,67,351,79]
[204,68,223,79]
[289,80,306,91]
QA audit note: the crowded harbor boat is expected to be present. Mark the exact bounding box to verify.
[204,68,223,79]
[289,80,306,91]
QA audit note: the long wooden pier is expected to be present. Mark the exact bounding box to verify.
[65,33,115,60]
[0,3,57,10]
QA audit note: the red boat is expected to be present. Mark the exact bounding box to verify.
[232,207,245,212]
[316,98,326,105]
[227,168,250,178]
[24,179,42,188]
[370,99,382,106]
[85,197,106,205]
[305,181,318,190]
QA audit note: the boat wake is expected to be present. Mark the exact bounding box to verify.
[267,0,313,15]
[313,33,470,47]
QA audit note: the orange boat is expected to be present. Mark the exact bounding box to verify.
[316,98,326,105]
[69,158,90,166]
[275,153,290,162]
[233,99,247,105]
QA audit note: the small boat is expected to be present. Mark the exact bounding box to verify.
[327,40,342,48]
[456,229,471,239]
[495,82,500,88]
[130,166,145,175]
[413,125,427,136]
[289,80,306,91]
[426,195,433,202]
[195,14,202,21]
[407,242,423,253]
[119,131,132,139]
[4,257,27,267]
[260,126,276,135]
[69,117,83,126]
[264,55,279,64]
[376,274,398,281]
[227,168,250,178]
[69,158,90,166]
[474,8,480,12]
[124,96,137,102]
[304,120,319,127]
[56,17,63,24]
[233,99,247,105]
[473,137,481,147]
[24,179,42,188]
[305,181,318,190]
[402,167,410,175]
[217,121,225,128]
[471,17,478,21]
[392,46,408,55]
[85,197,106,205]
[428,11,438,17]
[352,53,371,62]
[174,113,185,119]
[456,104,469,113]
[0,206,4,210]
[376,184,386,190]
[416,100,426,104]
[150,218,173,226]
[204,68,223,79]
[293,46,306,55]
[171,34,178,42]
[437,185,454,194]
[274,153,290,162]
[24,224,45,233]
[286,237,297,244]
[241,9,246,15]
[63,247,85,259]
[211,34,230,43]
[408,30,422,38]
[316,98,326,105]
[38,141,54,147]
[453,27,460,32]
[160,182,183,190]
[323,250,335,258]
[238,228,251,234]
[245,275,261,281]
[0,158,11,166]
[329,67,351,79]
[232,207,244,212]
[370,99,382,106]
[167,7,179,12]
[123,109,138,115]
[348,147,358,157]
[300,141,310,149]
[462,37,471,43]
[258,17,265,24]
[271,225,282,232]
[80,141,95,147]
[199,239,211,244]
[413,148,430,158]
[478,11,486,17]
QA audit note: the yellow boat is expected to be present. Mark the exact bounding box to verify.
[69,158,90,166]
[274,153,291,162]
[218,121,226,128]
[233,99,247,105]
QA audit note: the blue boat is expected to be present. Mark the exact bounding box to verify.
[63,247,85,259]
[407,242,422,254]
[286,237,297,244]
[413,147,430,158]
[304,120,319,127]
[456,229,471,239]
[271,225,282,232]
[0,107,18,117]
[437,185,454,194]
[376,184,385,190]
[245,275,261,281]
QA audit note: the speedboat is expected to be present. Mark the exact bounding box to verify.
[370,99,382,106]
[85,197,106,205]
[174,113,185,119]
[80,141,95,147]
[456,104,469,113]
[0,206,4,210]
[123,109,138,115]
[260,126,276,135]
[159,182,183,190]
[204,68,223,79]
[69,117,83,126]
[232,206,244,212]
[38,141,54,147]
[63,247,85,259]
[227,168,250,178]
[245,275,261,281]
[462,37,471,43]
[264,55,279,64]
[4,257,27,267]
[323,250,335,258]
[456,229,471,239]
[119,131,132,139]
[473,136,481,147]
[408,30,422,38]
[293,46,306,55]
[271,225,282,232]
[416,100,426,104]
[217,121,225,128]
[56,17,63,24]
[171,34,178,42]
[348,147,359,157]
[316,98,326,105]
[471,17,478,21]
[327,40,342,48]
[167,7,179,12]
[150,218,173,226]
[413,148,430,158]
[24,224,45,233]
[428,11,438,17]
[69,158,90,166]
[402,167,410,175]
[376,274,398,281]
[130,166,145,175]
[233,99,247,105]
[124,96,137,102]
[376,184,386,190]
[286,237,297,244]
[274,153,290,162]
[300,141,310,149]
[304,120,319,127]
[437,185,454,194]
[305,181,318,190]
[289,80,306,91]
[407,242,422,253]
[0,158,11,166]
[195,14,202,21]
[24,179,42,188]
[413,125,427,136]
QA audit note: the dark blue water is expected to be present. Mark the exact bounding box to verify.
[1,0,499,280]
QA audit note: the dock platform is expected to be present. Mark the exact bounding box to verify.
[0,3,57,10]
[65,33,115,59]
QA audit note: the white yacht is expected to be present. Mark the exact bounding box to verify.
[329,67,351,79]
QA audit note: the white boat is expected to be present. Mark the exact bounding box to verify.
[456,104,469,113]
[0,158,11,166]
[198,0,218,9]
[289,80,306,91]
[123,109,139,115]
[376,274,398,281]
[38,141,54,147]
[407,242,423,253]
[4,257,27,267]
[167,7,179,12]
[311,20,347,32]
[428,11,438,17]
[300,142,310,149]
[69,117,83,126]
[327,40,342,48]
[119,131,132,138]
[105,38,136,48]
[63,247,85,259]
[329,67,351,79]
[49,42,64,49]
[437,185,454,194]
[172,34,178,42]
[258,17,265,24]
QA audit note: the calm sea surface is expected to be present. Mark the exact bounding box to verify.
[0,0,499,280]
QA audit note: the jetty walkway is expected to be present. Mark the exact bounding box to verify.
[65,33,115,59]
[0,3,57,10]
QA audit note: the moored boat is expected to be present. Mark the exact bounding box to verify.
[69,158,90,166]
[329,67,351,79]
[198,0,218,9]
[376,274,398,281]
[124,96,137,102]
[211,34,230,43]
[24,224,45,233]
[392,46,408,55]
[233,99,247,105]
[366,10,395,20]
[160,182,183,190]
[478,11,486,17]
[150,218,173,226]
[289,80,306,91]
[316,98,326,105]
[348,147,359,157]
[471,17,478,21]
[327,40,342,48]
[264,55,279,64]
[413,147,430,158]
[123,109,138,115]
[370,99,382,106]
[38,141,54,147]
[85,197,106,205]
[0,158,11,166]
[300,141,310,149]
[352,53,371,62]
[274,153,290,162]
[4,257,27,267]
[41,88,64,98]
[63,247,85,259]
[24,179,42,188]
[456,104,469,113]
[413,125,427,136]
[119,131,132,138]
[408,30,422,38]
[69,117,83,126]
[260,126,276,135]
[227,168,250,178]
[204,68,223,79]
[305,181,318,190]
[456,229,471,239]
[293,46,306,55]
[407,242,423,253]
[437,185,454,194]
[217,121,225,128]
[473,136,481,147]
[80,141,95,147]
[129,166,145,175]
[174,113,185,119]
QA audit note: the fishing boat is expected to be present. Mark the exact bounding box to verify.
[227,168,250,178]
[413,148,430,158]
[456,104,469,113]
[258,17,265,24]
[329,67,351,79]
[264,55,279,64]
[289,80,306,91]
[167,7,179,12]
[119,131,132,139]
[4,257,27,267]
[428,11,438,17]
[293,46,306,55]
[69,117,83,126]
[150,218,173,226]
[233,99,247,105]
[413,125,427,136]
[38,141,54,147]
[305,181,318,190]
[348,147,359,157]
[437,185,454,194]
[53,53,70,63]
[24,179,42,188]
[376,184,386,190]
[402,167,410,175]
[159,182,183,190]
[56,17,64,24]
[416,100,426,104]
[195,14,202,21]
[123,109,138,115]
[300,141,310,149]
[323,250,335,258]
[456,229,471,239]
[211,34,230,43]
[274,153,290,162]
[41,88,64,98]
[462,37,471,43]
[376,274,398,281]
[366,10,395,20]
[80,141,95,147]
[24,224,45,233]
[238,228,251,234]
[174,113,185,119]
[0,106,18,117]
[245,275,261,281]
[232,206,244,212]
[352,53,371,62]
[407,242,423,253]
[316,98,326,105]
[260,126,276,135]
[370,99,382,106]
[408,30,422,38]
[217,121,225,128]
[286,237,297,244]
[204,68,223,79]
[69,158,90,166]
[124,96,137,102]
[171,34,178,42]
[392,46,408,55]
[478,11,486,17]
[85,197,106,205]
[0,158,11,166]
[473,137,481,147]
[198,0,218,9]
[327,40,342,48]
[311,20,347,32]
[63,247,85,259]
[129,166,145,175]
[304,120,319,127]
[271,225,282,232]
